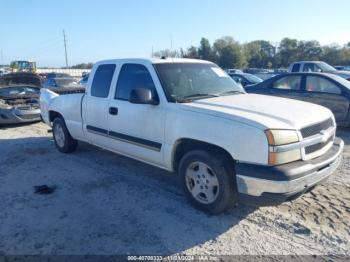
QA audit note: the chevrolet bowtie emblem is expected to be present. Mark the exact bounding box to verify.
[320,130,328,143]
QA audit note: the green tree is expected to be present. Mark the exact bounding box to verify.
[213,36,246,69]
[154,36,350,69]
[244,40,275,68]
[341,48,350,65]
[183,46,199,58]
[198,38,213,60]
[153,49,181,58]
[321,45,341,65]
[276,38,298,67]
[296,40,322,61]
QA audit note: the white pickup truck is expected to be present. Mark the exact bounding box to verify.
[40,58,344,214]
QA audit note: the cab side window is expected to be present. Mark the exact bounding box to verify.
[91,64,116,98]
[273,76,301,90]
[115,64,157,100]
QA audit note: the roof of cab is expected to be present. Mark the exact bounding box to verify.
[95,57,213,65]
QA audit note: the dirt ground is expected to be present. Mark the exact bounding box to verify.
[0,122,349,257]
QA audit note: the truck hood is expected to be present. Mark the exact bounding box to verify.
[181,94,333,130]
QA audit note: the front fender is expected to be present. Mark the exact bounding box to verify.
[164,109,269,169]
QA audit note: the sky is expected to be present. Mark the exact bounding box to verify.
[0,0,349,67]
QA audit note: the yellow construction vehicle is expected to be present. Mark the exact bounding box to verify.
[10,60,37,73]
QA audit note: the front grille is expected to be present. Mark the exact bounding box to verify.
[305,135,334,154]
[300,118,333,138]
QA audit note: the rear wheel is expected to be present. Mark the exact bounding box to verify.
[52,117,78,153]
[179,150,237,214]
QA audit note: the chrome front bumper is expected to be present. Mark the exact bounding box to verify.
[236,138,344,205]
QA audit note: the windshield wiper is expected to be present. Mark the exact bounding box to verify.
[180,93,219,100]
[216,90,245,96]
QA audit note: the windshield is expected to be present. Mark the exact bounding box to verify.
[244,74,263,84]
[318,62,337,72]
[55,78,79,86]
[154,63,244,102]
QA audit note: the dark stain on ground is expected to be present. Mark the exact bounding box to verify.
[24,148,49,155]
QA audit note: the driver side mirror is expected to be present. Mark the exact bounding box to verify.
[129,88,159,105]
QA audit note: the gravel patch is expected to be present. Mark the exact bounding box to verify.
[0,122,349,256]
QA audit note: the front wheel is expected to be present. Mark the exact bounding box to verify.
[52,117,78,153]
[179,150,238,214]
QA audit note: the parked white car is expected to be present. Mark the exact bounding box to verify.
[40,58,343,214]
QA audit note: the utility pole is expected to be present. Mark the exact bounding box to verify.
[272,41,279,68]
[63,29,69,68]
[0,49,4,66]
[170,34,173,57]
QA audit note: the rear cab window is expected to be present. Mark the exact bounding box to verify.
[90,64,116,98]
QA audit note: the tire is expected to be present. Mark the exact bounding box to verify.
[179,150,238,214]
[52,117,78,153]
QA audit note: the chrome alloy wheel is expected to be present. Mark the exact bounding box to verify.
[185,161,220,204]
[54,123,65,148]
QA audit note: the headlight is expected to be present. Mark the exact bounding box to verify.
[265,129,299,146]
[265,129,301,165]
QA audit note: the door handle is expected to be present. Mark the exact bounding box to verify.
[109,107,118,115]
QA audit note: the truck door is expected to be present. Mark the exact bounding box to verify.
[107,63,165,166]
[82,63,116,148]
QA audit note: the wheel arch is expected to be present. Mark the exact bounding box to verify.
[172,138,235,173]
[49,110,63,123]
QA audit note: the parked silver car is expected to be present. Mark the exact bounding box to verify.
[0,73,41,125]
